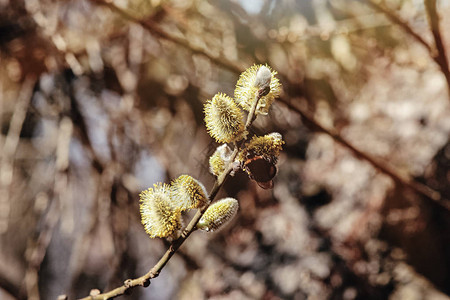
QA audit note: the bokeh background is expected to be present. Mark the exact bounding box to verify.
[1,0,450,299]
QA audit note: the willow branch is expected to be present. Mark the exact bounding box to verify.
[77,88,263,300]
[424,0,450,96]
[88,0,448,215]
[77,178,228,300]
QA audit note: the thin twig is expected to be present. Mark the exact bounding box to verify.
[25,117,73,300]
[424,0,450,96]
[0,272,25,300]
[281,99,450,212]
[368,0,450,96]
[89,0,243,75]
[366,0,432,52]
[0,77,35,234]
[0,78,35,299]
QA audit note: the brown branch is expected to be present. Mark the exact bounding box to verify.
[367,0,432,52]
[368,0,450,96]
[280,99,450,212]
[89,0,243,75]
[0,77,36,233]
[25,117,73,299]
[79,178,228,300]
[0,272,25,300]
[424,0,450,96]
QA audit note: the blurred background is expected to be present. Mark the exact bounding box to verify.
[1,0,450,299]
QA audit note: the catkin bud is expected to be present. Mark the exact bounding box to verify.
[254,65,272,97]
[171,175,209,210]
[209,144,232,177]
[140,183,182,238]
[197,198,239,232]
[234,64,282,115]
[204,93,245,143]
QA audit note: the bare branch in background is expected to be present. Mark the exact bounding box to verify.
[424,0,450,96]
[91,0,448,212]
[0,77,36,233]
[24,117,73,300]
[367,0,432,52]
[281,99,450,211]
[369,0,450,97]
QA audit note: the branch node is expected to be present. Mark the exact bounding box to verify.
[124,279,132,288]
[143,278,151,287]
[89,289,101,297]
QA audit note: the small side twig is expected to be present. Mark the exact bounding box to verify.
[367,0,432,52]
[25,117,73,299]
[368,0,450,96]
[0,77,35,234]
[424,0,450,96]
[89,0,243,75]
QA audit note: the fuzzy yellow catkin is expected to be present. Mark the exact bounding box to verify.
[234,64,282,115]
[204,93,245,143]
[197,198,239,232]
[139,183,182,238]
[239,132,284,162]
[171,175,209,210]
[209,144,232,177]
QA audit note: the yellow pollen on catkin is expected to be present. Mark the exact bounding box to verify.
[239,132,284,162]
[139,183,182,238]
[171,175,209,210]
[234,64,282,115]
[197,198,239,232]
[204,93,245,143]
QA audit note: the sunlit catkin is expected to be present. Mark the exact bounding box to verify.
[139,183,182,238]
[234,64,282,115]
[204,93,245,143]
[239,132,284,163]
[171,175,209,210]
[197,198,239,232]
